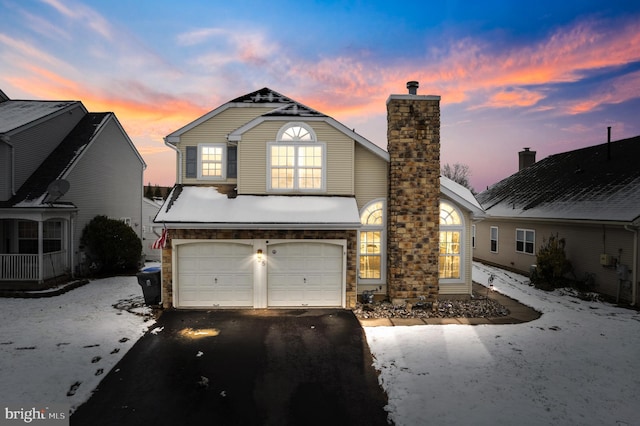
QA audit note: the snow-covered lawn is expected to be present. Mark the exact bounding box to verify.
[365,262,640,426]
[1,262,638,425]
[0,275,155,413]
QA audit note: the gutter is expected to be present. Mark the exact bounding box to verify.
[624,224,638,306]
[164,136,182,184]
[0,134,16,195]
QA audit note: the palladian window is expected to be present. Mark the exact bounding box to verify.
[439,201,463,280]
[268,123,325,191]
[358,200,385,281]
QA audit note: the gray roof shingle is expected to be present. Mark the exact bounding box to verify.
[477,136,640,223]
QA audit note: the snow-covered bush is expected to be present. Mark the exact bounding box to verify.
[531,233,573,290]
[80,215,142,275]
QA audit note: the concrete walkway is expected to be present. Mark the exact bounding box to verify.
[359,283,541,327]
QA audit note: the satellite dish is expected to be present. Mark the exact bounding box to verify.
[44,179,70,203]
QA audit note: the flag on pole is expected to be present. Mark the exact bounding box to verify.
[152,226,167,249]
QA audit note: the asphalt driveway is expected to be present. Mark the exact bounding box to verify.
[71,309,390,426]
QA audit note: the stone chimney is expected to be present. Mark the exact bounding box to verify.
[386,82,441,302]
[518,147,536,170]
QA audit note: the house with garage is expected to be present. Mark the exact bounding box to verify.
[474,134,640,305]
[0,92,146,287]
[155,84,484,309]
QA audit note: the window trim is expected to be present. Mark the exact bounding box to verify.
[490,226,499,253]
[197,143,227,180]
[439,201,464,283]
[516,228,536,255]
[471,224,476,249]
[357,199,386,285]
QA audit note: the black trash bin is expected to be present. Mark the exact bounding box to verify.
[136,266,161,305]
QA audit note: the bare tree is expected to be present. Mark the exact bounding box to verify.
[441,163,476,194]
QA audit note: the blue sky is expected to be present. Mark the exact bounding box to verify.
[1,0,639,191]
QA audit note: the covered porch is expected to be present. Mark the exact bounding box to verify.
[0,208,76,287]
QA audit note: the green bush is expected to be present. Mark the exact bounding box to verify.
[531,233,573,290]
[81,215,142,275]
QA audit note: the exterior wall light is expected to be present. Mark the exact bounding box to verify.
[257,249,263,262]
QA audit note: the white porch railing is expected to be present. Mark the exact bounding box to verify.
[0,251,67,281]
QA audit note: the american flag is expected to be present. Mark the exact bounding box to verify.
[152,226,167,249]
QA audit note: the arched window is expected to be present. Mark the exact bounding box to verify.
[358,200,385,281]
[269,123,324,191]
[439,201,463,280]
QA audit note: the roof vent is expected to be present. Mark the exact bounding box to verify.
[406,81,419,95]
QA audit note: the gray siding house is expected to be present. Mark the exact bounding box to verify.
[474,135,640,305]
[0,93,146,286]
[155,84,485,309]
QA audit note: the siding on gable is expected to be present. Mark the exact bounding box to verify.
[3,104,85,201]
[179,107,274,185]
[237,120,355,196]
[354,143,388,209]
[60,116,144,261]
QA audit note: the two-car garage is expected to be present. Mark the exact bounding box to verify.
[173,239,346,309]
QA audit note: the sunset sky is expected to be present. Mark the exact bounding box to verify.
[1,0,639,192]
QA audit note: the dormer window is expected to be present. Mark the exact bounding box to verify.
[268,123,325,192]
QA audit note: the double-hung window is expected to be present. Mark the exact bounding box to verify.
[490,226,499,253]
[268,123,325,191]
[516,229,535,254]
[198,144,226,179]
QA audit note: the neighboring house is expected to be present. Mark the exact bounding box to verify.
[155,84,485,309]
[142,197,163,262]
[0,93,146,287]
[474,136,640,305]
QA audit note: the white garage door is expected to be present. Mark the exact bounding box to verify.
[267,242,343,307]
[177,242,253,308]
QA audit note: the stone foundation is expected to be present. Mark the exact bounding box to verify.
[160,228,357,309]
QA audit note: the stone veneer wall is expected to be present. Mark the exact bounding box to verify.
[386,94,441,301]
[161,229,358,309]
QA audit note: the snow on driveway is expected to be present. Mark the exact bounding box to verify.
[0,276,154,412]
[365,262,640,426]
[1,262,639,425]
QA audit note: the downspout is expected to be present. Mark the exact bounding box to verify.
[164,137,182,184]
[624,224,638,306]
[0,135,16,195]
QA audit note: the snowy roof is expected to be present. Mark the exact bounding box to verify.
[155,186,361,229]
[2,113,111,208]
[440,176,484,217]
[165,87,389,161]
[477,136,640,223]
[0,100,81,134]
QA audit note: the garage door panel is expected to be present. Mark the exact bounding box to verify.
[267,242,343,307]
[177,242,253,308]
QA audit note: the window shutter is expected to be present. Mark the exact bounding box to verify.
[227,146,237,178]
[185,146,197,178]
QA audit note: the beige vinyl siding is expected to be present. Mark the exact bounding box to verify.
[61,117,144,260]
[354,143,388,209]
[179,107,273,185]
[237,120,355,195]
[474,219,636,300]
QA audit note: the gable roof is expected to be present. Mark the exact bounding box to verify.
[441,176,484,218]
[4,113,111,207]
[165,87,389,161]
[0,100,83,135]
[477,135,640,224]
